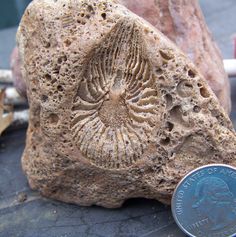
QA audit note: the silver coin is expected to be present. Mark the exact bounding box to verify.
[172,164,236,237]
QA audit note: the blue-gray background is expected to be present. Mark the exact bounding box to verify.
[0,0,31,29]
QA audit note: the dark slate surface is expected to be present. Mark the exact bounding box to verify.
[0,1,236,237]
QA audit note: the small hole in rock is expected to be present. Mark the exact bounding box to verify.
[173,75,179,81]
[87,5,93,12]
[58,57,63,64]
[185,83,193,89]
[45,74,51,80]
[165,122,174,131]
[160,90,166,95]
[41,95,48,102]
[169,105,186,125]
[155,68,163,75]
[101,13,106,20]
[57,85,64,92]
[64,39,71,47]
[45,42,51,48]
[162,63,168,68]
[193,106,201,113]
[200,87,210,98]
[160,137,170,146]
[159,50,173,60]
[52,67,60,74]
[164,94,173,109]
[51,79,57,84]
[49,114,59,124]
[58,56,67,64]
[188,69,196,78]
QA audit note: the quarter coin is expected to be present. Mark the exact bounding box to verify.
[172,164,236,237]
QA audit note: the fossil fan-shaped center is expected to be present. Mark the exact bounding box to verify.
[71,19,159,169]
[99,98,129,128]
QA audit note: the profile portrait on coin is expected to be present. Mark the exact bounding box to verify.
[192,177,236,231]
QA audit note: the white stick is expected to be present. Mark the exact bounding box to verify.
[12,109,29,124]
[0,70,13,83]
[223,59,236,77]
[4,87,27,105]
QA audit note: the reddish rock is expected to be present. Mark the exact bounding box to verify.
[10,47,27,98]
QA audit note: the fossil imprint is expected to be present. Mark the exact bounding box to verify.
[71,19,159,169]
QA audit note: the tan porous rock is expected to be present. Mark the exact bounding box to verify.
[120,0,231,114]
[17,0,236,207]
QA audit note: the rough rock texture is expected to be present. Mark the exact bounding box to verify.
[120,0,231,114]
[17,0,236,207]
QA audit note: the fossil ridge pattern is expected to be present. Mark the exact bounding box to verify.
[71,19,159,169]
